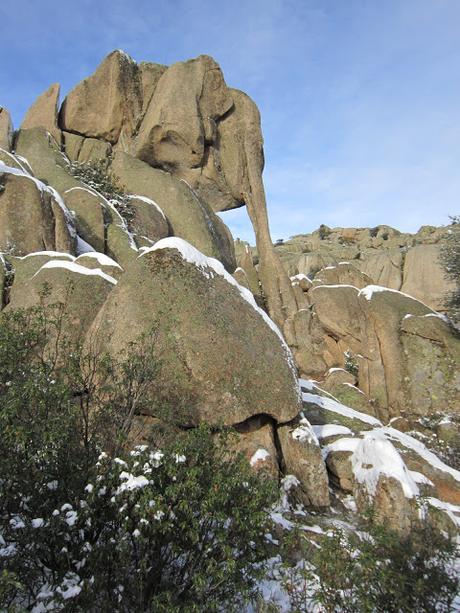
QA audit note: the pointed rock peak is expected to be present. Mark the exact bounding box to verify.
[21,83,61,145]
[0,106,14,151]
[59,50,142,145]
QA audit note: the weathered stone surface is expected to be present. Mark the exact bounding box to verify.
[237,245,262,298]
[0,171,75,256]
[278,418,330,507]
[7,256,115,343]
[400,314,460,418]
[21,83,62,145]
[232,417,279,478]
[0,107,13,151]
[60,50,142,145]
[325,450,354,493]
[310,285,362,348]
[111,151,235,270]
[357,250,403,289]
[139,62,167,114]
[64,187,106,253]
[127,195,169,247]
[86,243,301,427]
[312,262,373,289]
[15,128,81,194]
[354,474,414,535]
[63,132,112,163]
[402,244,455,311]
[135,55,232,182]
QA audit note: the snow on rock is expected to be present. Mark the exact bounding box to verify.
[291,418,319,446]
[301,392,382,426]
[350,431,419,499]
[250,448,271,466]
[358,284,434,312]
[381,427,460,483]
[0,162,76,239]
[312,424,353,439]
[321,436,360,459]
[127,194,167,220]
[298,378,315,392]
[76,235,95,255]
[20,251,75,261]
[426,498,460,528]
[142,237,299,384]
[75,252,122,269]
[35,260,117,285]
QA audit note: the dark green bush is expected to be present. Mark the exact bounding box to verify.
[0,305,275,611]
[282,516,459,612]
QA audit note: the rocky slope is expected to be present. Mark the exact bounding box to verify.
[0,50,459,533]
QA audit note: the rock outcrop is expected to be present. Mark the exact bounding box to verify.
[86,238,302,428]
[0,107,13,151]
[1,49,458,524]
[0,167,75,256]
[21,83,62,145]
[269,224,455,312]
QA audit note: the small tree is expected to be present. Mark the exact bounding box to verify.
[440,216,460,325]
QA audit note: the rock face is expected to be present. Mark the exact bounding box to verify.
[86,239,302,427]
[270,224,455,313]
[294,281,460,425]
[60,50,142,145]
[0,107,13,151]
[21,83,62,145]
[110,151,235,270]
[278,418,330,507]
[7,253,117,343]
[0,168,75,256]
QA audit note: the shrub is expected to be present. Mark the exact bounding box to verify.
[0,305,275,611]
[69,158,135,227]
[344,349,359,378]
[440,216,460,325]
[282,516,459,612]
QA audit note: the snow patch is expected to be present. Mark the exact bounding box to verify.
[312,424,353,439]
[35,260,117,285]
[302,392,381,426]
[76,252,122,269]
[250,448,271,466]
[351,431,419,499]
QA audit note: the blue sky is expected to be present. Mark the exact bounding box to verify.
[1,0,459,243]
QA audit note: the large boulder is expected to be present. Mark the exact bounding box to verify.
[277,418,330,507]
[312,262,373,289]
[59,50,142,145]
[111,151,235,270]
[357,249,403,289]
[400,314,460,418]
[0,107,13,151]
[135,55,237,212]
[401,244,455,311]
[86,238,301,427]
[0,167,75,256]
[14,128,81,194]
[6,254,116,343]
[21,83,62,145]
